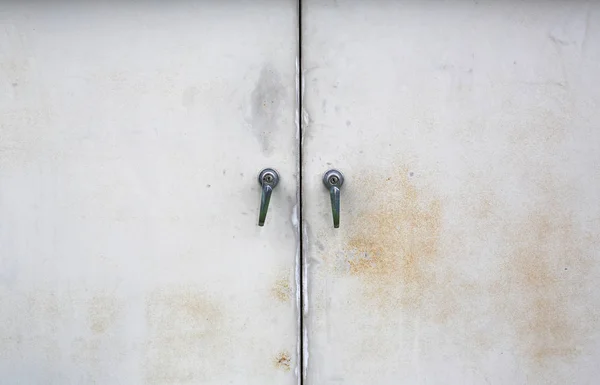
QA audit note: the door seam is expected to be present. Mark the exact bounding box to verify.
[297,0,306,384]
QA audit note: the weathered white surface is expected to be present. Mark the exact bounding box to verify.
[0,2,298,384]
[302,2,600,384]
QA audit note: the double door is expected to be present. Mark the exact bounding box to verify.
[2,2,600,384]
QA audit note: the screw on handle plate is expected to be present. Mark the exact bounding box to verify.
[323,169,344,228]
[258,168,279,226]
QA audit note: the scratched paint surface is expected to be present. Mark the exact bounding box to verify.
[0,2,299,384]
[302,2,600,384]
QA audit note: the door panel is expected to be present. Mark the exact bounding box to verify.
[0,2,298,384]
[302,2,600,384]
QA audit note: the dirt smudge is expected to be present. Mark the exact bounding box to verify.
[247,65,285,154]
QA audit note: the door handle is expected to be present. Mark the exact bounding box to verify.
[323,169,344,228]
[258,168,280,226]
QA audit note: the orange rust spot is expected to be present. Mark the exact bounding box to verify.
[271,277,292,303]
[274,351,291,371]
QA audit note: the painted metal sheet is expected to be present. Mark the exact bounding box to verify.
[0,2,299,384]
[302,2,600,384]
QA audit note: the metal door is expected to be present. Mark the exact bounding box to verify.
[0,2,299,384]
[301,2,600,384]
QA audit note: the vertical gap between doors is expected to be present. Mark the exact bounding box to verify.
[297,0,305,384]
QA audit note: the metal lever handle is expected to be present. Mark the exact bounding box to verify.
[323,169,344,228]
[258,168,279,226]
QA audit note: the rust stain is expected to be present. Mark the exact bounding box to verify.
[340,167,443,312]
[476,195,494,219]
[71,336,101,364]
[144,287,224,385]
[88,294,120,334]
[328,164,597,378]
[274,351,291,371]
[8,291,62,359]
[271,276,292,303]
[491,176,592,369]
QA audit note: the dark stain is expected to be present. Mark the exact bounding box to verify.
[315,240,325,251]
[549,33,570,47]
[274,351,291,371]
[248,66,285,154]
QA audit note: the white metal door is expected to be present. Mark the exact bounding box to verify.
[302,2,600,384]
[0,3,299,384]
